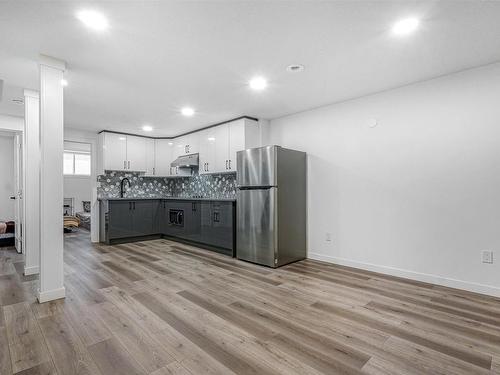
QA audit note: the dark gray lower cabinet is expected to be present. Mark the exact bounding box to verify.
[102,198,234,255]
[107,200,156,239]
[108,200,133,239]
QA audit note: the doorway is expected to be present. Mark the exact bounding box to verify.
[0,130,22,254]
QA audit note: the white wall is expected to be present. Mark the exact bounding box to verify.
[268,62,500,296]
[0,134,15,220]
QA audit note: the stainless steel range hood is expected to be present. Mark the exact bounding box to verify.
[170,153,199,168]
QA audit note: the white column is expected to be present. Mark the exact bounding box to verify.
[23,89,40,275]
[38,55,66,303]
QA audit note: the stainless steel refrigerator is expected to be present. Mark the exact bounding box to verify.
[236,145,306,267]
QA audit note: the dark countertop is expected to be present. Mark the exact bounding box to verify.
[98,197,236,202]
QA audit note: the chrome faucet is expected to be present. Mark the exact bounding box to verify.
[120,177,131,198]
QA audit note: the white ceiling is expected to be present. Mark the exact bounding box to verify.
[1,1,500,136]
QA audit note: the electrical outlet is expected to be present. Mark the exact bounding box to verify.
[482,250,493,264]
[325,232,332,242]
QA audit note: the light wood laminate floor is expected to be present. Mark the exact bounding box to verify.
[1,231,500,374]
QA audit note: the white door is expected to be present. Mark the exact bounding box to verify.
[228,119,245,172]
[145,138,155,175]
[127,135,147,172]
[155,139,174,175]
[13,134,23,253]
[199,129,216,174]
[104,132,127,171]
[214,124,230,172]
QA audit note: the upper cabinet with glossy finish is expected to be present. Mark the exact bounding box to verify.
[98,132,147,174]
[98,118,260,176]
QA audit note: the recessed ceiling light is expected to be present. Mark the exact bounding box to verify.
[142,125,153,132]
[61,79,68,87]
[207,137,215,141]
[76,10,109,31]
[119,137,126,141]
[392,17,419,36]
[181,107,195,116]
[286,64,305,73]
[249,76,267,91]
[168,142,174,146]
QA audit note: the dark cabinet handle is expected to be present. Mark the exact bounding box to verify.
[129,202,132,210]
[213,211,220,222]
[133,202,136,210]
[225,160,228,170]
[228,160,231,169]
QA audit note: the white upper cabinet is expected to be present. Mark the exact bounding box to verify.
[173,136,187,158]
[173,133,199,156]
[126,135,147,172]
[213,118,259,173]
[100,132,127,171]
[199,128,217,174]
[97,118,260,176]
[184,133,199,155]
[155,139,175,176]
[99,132,147,173]
[145,138,155,176]
[214,123,230,172]
[228,120,246,172]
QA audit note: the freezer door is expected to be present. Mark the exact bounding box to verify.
[236,187,277,267]
[236,145,277,187]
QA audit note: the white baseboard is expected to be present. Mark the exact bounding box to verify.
[37,287,66,303]
[24,265,39,276]
[308,252,500,298]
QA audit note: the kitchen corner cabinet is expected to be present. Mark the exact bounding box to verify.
[98,132,147,174]
[107,200,156,239]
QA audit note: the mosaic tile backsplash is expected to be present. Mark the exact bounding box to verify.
[97,171,237,199]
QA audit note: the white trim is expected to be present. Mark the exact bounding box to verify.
[308,252,500,298]
[37,287,65,303]
[24,265,39,276]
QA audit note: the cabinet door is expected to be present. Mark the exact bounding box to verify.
[174,136,187,158]
[211,202,234,250]
[214,124,230,172]
[145,138,155,175]
[200,201,213,244]
[198,129,216,174]
[108,201,133,238]
[103,133,127,171]
[182,133,197,155]
[131,200,155,236]
[127,135,147,172]
[155,139,174,176]
[228,119,245,172]
[181,201,202,243]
